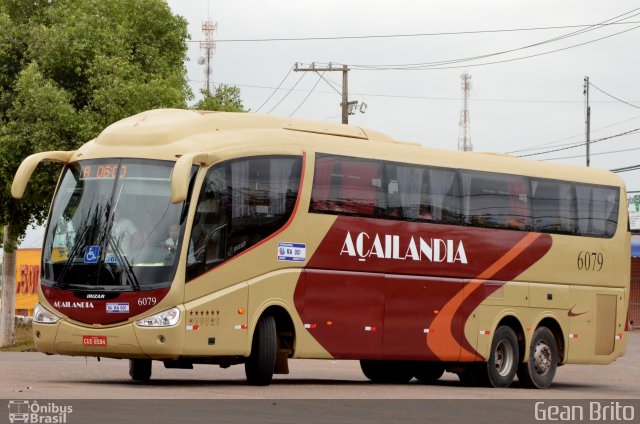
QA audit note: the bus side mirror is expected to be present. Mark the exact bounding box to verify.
[171,152,212,204]
[11,151,75,199]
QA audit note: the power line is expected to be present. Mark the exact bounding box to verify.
[611,164,640,173]
[349,24,640,70]
[506,113,640,154]
[188,77,640,105]
[267,72,307,114]
[290,71,325,117]
[516,128,640,158]
[540,146,640,161]
[183,21,640,43]
[339,8,640,70]
[255,66,293,113]
[589,81,640,109]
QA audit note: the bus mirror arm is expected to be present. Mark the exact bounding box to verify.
[11,151,75,199]
[171,152,216,204]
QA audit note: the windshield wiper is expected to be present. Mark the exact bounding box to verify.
[106,234,140,289]
[57,224,91,288]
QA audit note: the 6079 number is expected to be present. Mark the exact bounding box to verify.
[577,251,604,271]
[138,297,157,306]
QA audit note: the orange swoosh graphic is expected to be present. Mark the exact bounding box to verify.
[427,232,543,361]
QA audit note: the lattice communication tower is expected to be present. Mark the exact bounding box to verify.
[199,19,217,95]
[458,72,473,151]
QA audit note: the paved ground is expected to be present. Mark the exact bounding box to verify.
[0,333,638,400]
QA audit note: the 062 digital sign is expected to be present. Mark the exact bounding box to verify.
[81,164,126,179]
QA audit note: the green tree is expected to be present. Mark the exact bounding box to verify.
[0,0,192,346]
[192,85,246,112]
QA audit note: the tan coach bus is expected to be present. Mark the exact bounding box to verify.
[12,109,630,388]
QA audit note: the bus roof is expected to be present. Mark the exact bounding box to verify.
[72,108,624,189]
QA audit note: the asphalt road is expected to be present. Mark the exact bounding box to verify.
[1,333,638,400]
[1,335,638,424]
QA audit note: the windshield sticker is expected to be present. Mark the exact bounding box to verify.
[84,246,100,263]
[277,242,306,262]
[104,256,119,264]
[106,303,130,313]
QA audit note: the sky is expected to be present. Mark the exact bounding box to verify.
[168,0,640,185]
[10,0,640,251]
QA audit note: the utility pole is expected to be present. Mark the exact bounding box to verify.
[584,76,591,167]
[294,63,364,124]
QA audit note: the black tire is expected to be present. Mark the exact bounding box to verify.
[457,363,489,387]
[414,363,445,384]
[245,314,277,386]
[129,359,152,381]
[517,326,557,389]
[484,326,519,388]
[360,360,413,383]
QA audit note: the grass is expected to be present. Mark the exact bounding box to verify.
[0,322,35,352]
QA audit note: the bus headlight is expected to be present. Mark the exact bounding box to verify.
[33,303,60,324]
[136,307,180,327]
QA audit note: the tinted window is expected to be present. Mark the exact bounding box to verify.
[575,184,619,237]
[311,155,384,217]
[383,163,461,224]
[462,171,531,230]
[309,154,619,238]
[531,179,577,234]
[187,156,302,281]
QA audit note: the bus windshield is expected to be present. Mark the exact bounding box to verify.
[42,159,193,290]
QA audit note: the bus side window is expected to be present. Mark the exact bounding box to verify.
[385,163,423,220]
[426,167,461,224]
[311,154,383,218]
[575,184,619,238]
[531,179,577,235]
[462,171,531,231]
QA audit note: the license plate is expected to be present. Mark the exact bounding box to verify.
[82,335,107,346]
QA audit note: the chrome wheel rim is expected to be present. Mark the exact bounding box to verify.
[494,339,515,377]
[533,341,552,375]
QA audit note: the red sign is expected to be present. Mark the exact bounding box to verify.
[82,335,107,346]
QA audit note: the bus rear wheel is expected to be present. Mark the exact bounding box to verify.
[360,360,413,383]
[129,359,152,381]
[245,314,277,386]
[517,326,557,389]
[483,325,519,388]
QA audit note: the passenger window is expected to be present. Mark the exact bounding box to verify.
[311,155,384,217]
[575,184,619,237]
[462,171,531,230]
[531,180,577,234]
[385,164,424,220]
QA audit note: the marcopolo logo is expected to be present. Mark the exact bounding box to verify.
[8,400,73,423]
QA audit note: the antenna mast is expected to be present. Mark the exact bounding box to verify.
[458,72,473,151]
[199,14,217,95]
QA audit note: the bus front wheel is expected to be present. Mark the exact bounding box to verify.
[245,314,277,386]
[129,359,152,381]
[517,326,557,389]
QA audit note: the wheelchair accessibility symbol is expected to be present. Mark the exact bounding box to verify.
[84,245,100,263]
